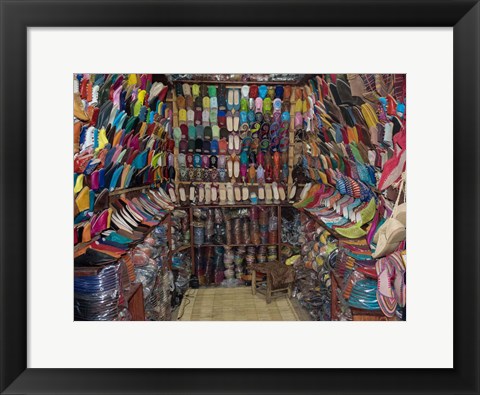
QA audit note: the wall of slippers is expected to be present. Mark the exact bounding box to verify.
[73,73,406,321]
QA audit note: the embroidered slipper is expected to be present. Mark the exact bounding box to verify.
[375,258,397,317]
[209,154,218,168]
[247,110,256,124]
[248,164,256,184]
[256,164,265,185]
[242,136,253,152]
[233,133,241,154]
[256,150,265,167]
[226,111,234,132]
[260,138,270,153]
[240,111,248,125]
[234,184,242,202]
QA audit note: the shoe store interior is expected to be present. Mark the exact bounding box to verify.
[74,73,407,322]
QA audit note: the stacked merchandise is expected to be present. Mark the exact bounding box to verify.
[74,73,178,321]
[171,252,192,309]
[73,73,177,201]
[279,207,302,263]
[174,83,301,205]
[132,224,172,321]
[191,206,280,287]
[74,263,125,321]
[290,216,338,321]
[170,209,190,251]
[293,74,407,320]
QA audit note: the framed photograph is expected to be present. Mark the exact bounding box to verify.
[1,0,478,394]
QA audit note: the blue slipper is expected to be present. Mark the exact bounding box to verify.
[240,111,248,125]
[259,85,268,99]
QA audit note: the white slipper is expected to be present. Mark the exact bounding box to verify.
[205,183,212,205]
[227,156,234,178]
[258,186,265,201]
[241,85,249,99]
[198,185,205,204]
[189,185,196,204]
[278,184,286,202]
[233,133,241,154]
[233,157,240,179]
[179,186,187,204]
[219,184,227,205]
[288,184,297,202]
[272,182,280,204]
[211,184,218,204]
[234,185,242,202]
[299,183,312,201]
[226,183,235,205]
[168,184,177,203]
[242,186,249,201]
[265,184,273,204]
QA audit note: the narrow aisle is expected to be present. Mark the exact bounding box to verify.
[177,287,300,321]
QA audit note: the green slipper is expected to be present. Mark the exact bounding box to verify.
[208,85,217,98]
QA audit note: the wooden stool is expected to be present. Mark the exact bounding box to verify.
[251,263,294,304]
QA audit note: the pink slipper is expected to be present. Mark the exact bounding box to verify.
[378,148,406,190]
[375,258,397,317]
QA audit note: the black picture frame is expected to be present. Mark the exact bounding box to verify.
[1,0,479,394]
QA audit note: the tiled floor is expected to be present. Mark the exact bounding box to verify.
[177,287,300,321]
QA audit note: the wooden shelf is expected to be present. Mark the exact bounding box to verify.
[108,181,163,196]
[179,203,286,209]
[194,243,278,247]
[170,244,191,254]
